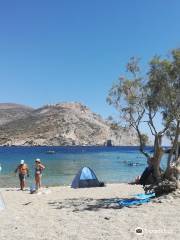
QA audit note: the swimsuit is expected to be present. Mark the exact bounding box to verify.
[35,165,42,176]
[18,164,28,181]
[19,173,26,181]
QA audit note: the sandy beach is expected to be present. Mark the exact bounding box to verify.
[0,183,180,240]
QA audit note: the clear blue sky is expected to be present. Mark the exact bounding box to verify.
[0,1,180,123]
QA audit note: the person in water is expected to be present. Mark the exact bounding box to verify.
[15,160,29,190]
[34,158,45,190]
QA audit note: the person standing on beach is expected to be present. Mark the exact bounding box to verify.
[15,160,29,190]
[34,158,45,190]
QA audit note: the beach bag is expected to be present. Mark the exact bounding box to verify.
[30,184,36,194]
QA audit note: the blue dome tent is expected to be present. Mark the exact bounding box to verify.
[71,167,103,188]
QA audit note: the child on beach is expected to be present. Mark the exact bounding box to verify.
[34,158,45,190]
[15,160,29,190]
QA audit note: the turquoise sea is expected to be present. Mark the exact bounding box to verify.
[0,146,168,187]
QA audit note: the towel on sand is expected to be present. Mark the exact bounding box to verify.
[134,193,155,199]
[118,193,155,207]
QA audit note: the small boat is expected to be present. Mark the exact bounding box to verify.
[46,150,56,154]
[127,162,144,167]
[0,164,2,172]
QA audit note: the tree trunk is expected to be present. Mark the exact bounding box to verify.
[153,135,163,181]
[136,128,150,159]
[175,139,180,159]
[165,121,180,178]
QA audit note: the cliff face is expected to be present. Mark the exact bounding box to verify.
[0,102,139,146]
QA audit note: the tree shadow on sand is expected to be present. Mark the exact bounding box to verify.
[48,197,139,212]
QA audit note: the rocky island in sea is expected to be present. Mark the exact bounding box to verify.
[0,102,138,146]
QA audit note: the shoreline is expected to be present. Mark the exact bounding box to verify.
[1,183,180,239]
[0,145,154,147]
[0,175,130,188]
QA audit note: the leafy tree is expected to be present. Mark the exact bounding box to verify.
[107,57,150,158]
[148,49,180,176]
[107,49,180,182]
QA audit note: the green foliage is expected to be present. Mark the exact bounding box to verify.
[107,57,146,128]
[148,49,180,123]
[107,57,150,158]
[107,48,180,166]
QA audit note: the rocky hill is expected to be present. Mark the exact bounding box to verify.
[0,103,33,126]
[0,102,139,146]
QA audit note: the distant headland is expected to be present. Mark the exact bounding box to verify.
[0,102,139,146]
